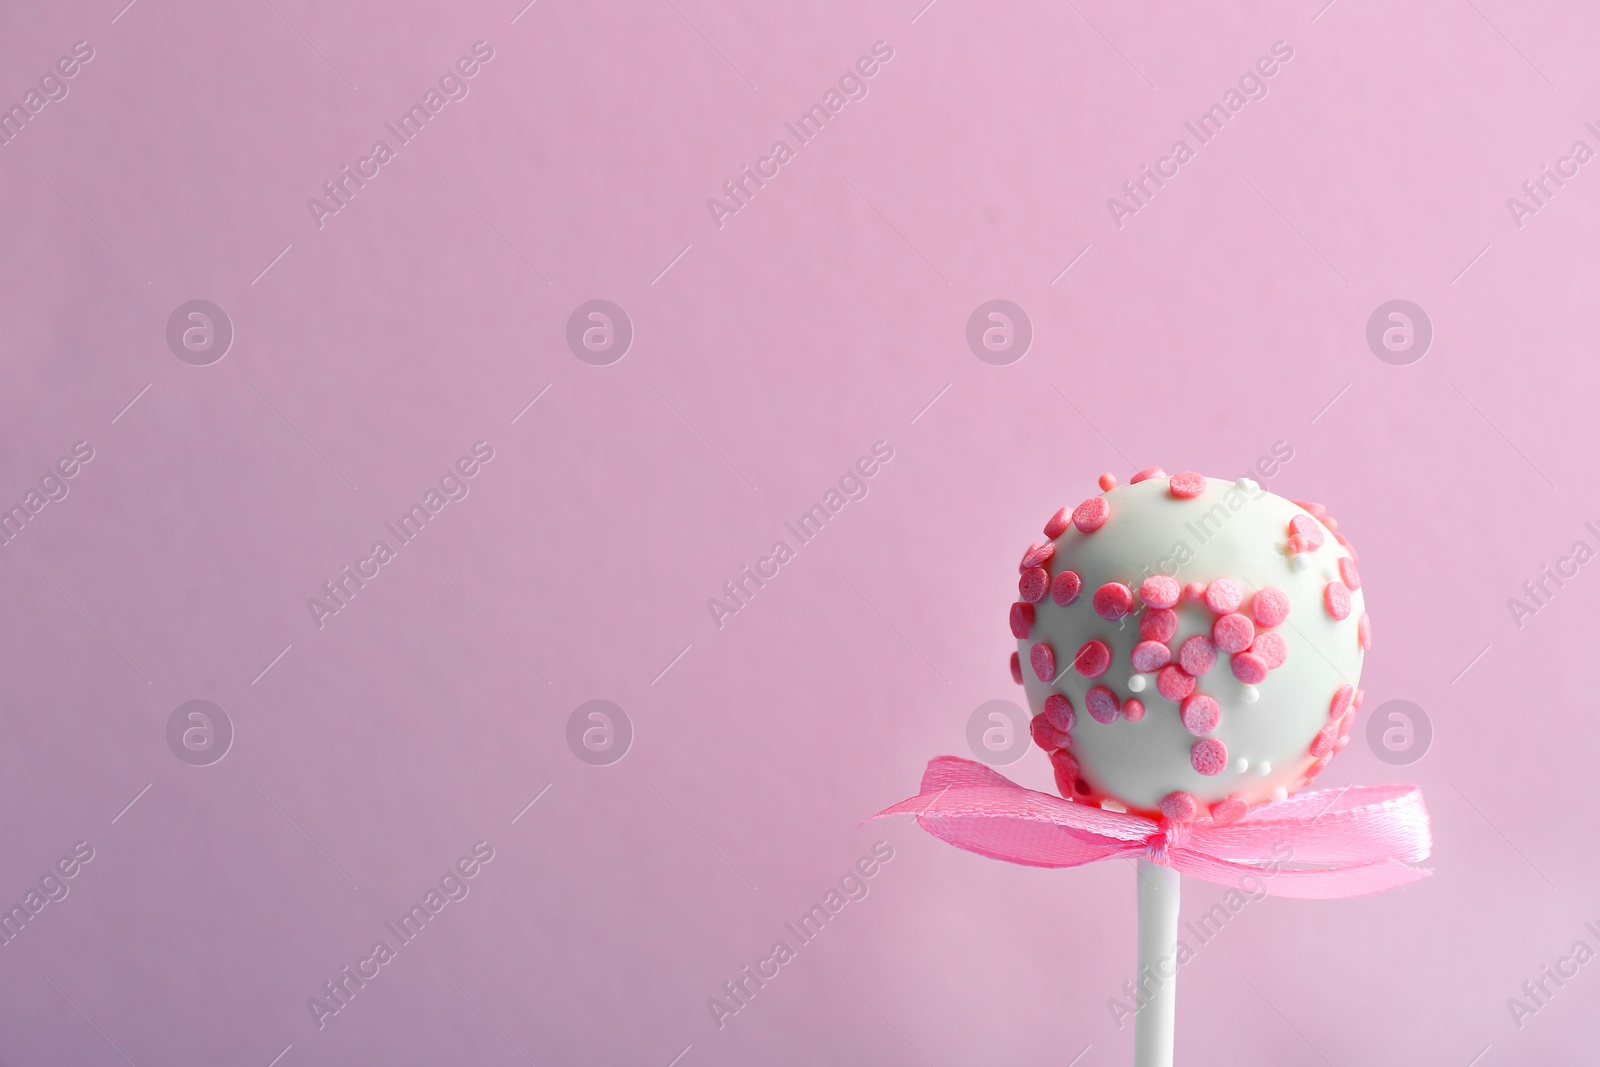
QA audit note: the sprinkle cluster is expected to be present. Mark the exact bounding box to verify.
[1009,470,1373,823]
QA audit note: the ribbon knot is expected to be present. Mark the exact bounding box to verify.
[871,756,1433,900]
[1144,820,1190,866]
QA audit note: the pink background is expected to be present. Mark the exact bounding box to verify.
[1,0,1596,1063]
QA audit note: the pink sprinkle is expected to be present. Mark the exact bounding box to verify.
[1305,755,1332,782]
[1009,602,1035,639]
[1156,665,1196,701]
[1074,639,1112,679]
[1293,500,1327,520]
[1030,643,1056,683]
[1336,710,1355,743]
[1179,635,1217,676]
[1310,721,1339,758]
[1073,496,1110,533]
[1140,608,1178,643]
[1334,531,1360,563]
[1209,794,1248,826]
[1357,611,1372,650]
[1044,693,1076,733]
[1122,697,1146,722]
[1019,567,1049,603]
[1010,652,1022,684]
[1339,557,1362,591]
[1131,640,1173,673]
[1212,613,1255,655]
[1191,737,1228,776]
[1031,714,1069,752]
[1051,570,1083,606]
[1287,534,1316,555]
[1050,749,1079,797]
[1184,581,1207,603]
[1324,515,1340,532]
[1334,734,1350,753]
[1020,541,1056,569]
[1138,575,1181,609]
[1130,466,1167,484]
[1043,507,1072,539]
[1160,792,1199,822]
[1169,471,1206,498]
[1204,578,1243,615]
[1324,581,1352,621]
[1352,688,1365,712]
[1250,631,1288,669]
[1098,472,1119,491]
[1288,514,1326,550]
[1250,587,1291,628]
[1329,684,1354,720]
[1030,713,1068,755]
[1230,652,1269,685]
[1086,685,1121,724]
[1093,582,1134,620]
[1180,693,1221,736]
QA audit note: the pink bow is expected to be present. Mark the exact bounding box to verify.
[873,757,1433,899]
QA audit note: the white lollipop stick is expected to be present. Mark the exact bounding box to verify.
[1134,858,1180,1067]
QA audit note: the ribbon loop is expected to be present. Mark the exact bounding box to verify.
[871,756,1432,900]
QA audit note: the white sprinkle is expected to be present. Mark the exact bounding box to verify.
[1236,477,1259,491]
[1272,786,1289,802]
[1100,799,1128,813]
[1291,554,1311,571]
[1255,762,1272,777]
[1241,684,1260,703]
[1233,757,1249,773]
[1127,674,1148,693]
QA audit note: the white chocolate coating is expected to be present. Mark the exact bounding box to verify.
[1018,475,1365,815]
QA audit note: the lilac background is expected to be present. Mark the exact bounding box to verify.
[0,0,1596,1063]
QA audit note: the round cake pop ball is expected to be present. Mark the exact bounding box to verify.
[1093,582,1134,620]
[1044,693,1076,733]
[1044,507,1072,539]
[1073,497,1109,533]
[1014,471,1366,815]
[1019,568,1048,603]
